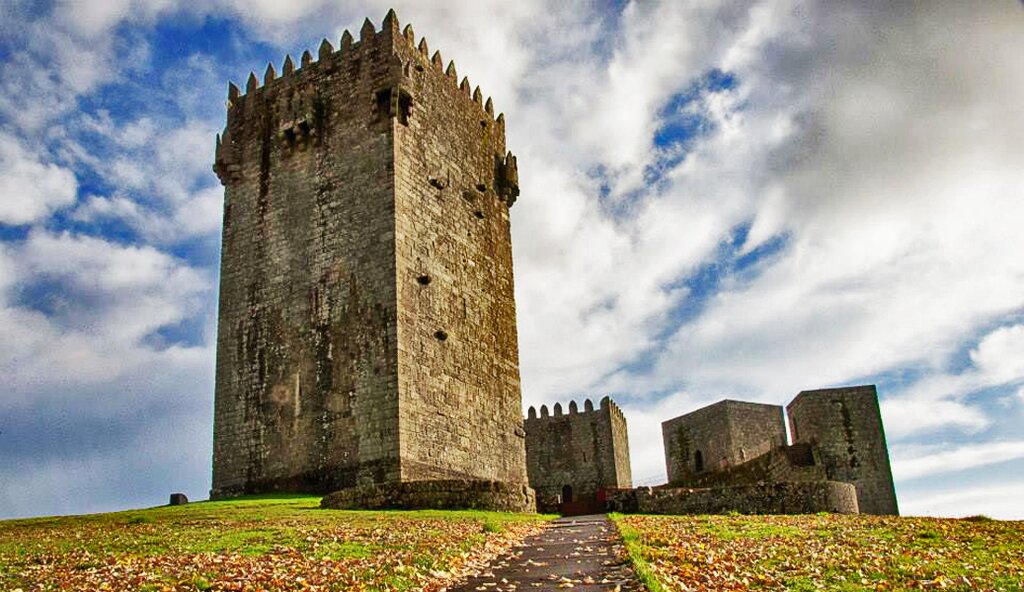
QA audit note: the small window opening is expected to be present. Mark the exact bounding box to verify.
[480,120,487,128]
[694,450,705,473]
[434,330,448,341]
[561,485,573,504]
[375,88,391,121]
[475,183,487,192]
[473,210,484,219]
[397,90,412,125]
[415,63,425,72]
[375,88,413,126]
[417,275,431,285]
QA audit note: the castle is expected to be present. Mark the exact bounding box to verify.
[525,397,632,514]
[212,9,532,511]
[210,10,897,515]
[658,386,898,515]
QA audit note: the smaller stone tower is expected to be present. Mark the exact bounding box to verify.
[662,400,786,484]
[787,385,898,515]
[525,397,632,513]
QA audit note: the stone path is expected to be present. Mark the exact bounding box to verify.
[446,514,646,591]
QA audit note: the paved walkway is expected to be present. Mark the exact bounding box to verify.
[447,514,646,591]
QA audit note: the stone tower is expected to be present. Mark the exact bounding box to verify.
[211,10,532,510]
[524,397,632,513]
[661,400,786,484]
[787,385,898,515]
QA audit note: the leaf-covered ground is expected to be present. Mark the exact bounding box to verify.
[613,513,1024,591]
[0,495,549,591]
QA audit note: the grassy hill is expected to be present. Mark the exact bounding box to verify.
[0,495,547,591]
[2,498,1022,591]
[613,513,1024,591]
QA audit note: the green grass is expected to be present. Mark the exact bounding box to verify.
[0,495,550,591]
[611,513,667,592]
[612,513,1024,591]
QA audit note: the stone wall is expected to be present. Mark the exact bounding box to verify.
[662,400,786,484]
[390,18,526,485]
[606,481,859,515]
[211,10,529,501]
[675,443,826,489]
[788,386,899,515]
[524,397,632,512]
[320,479,535,512]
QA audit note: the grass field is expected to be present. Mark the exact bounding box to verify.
[612,513,1024,591]
[0,495,548,591]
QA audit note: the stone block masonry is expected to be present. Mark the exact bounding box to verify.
[788,385,899,515]
[524,397,632,513]
[662,400,786,484]
[211,9,531,511]
[660,385,898,515]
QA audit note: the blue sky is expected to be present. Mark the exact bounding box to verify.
[1,0,1023,520]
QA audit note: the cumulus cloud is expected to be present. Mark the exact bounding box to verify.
[0,134,78,225]
[892,441,1024,481]
[900,481,1024,520]
[0,230,210,412]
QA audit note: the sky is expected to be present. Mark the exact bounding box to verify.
[0,0,1022,520]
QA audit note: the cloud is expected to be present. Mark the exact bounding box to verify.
[0,134,78,225]
[892,441,1024,481]
[899,481,1024,520]
[971,325,1024,385]
[0,228,214,519]
[880,323,1024,439]
[0,230,210,412]
[588,1,1024,405]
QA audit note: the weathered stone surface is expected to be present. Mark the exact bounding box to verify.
[659,385,898,516]
[788,385,899,515]
[606,481,859,515]
[320,479,535,512]
[168,493,189,506]
[211,11,529,502]
[662,400,786,483]
[524,397,631,513]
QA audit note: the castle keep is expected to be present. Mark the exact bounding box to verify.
[211,10,532,510]
[658,385,898,515]
[524,397,632,513]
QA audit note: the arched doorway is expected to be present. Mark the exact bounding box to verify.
[561,484,573,504]
[694,450,704,473]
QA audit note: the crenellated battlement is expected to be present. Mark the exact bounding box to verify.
[222,9,504,127]
[214,8,516,201]
[524,396,633,512]
[526,396,626,423]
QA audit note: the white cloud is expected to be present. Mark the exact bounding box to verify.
[0,230,210,411]
[892,441,1024,481]
[880,323,1024,439]
[900,482,1024,520]
[0,134,78,225]
[881,397,990,440]
[971,325,1024,386]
